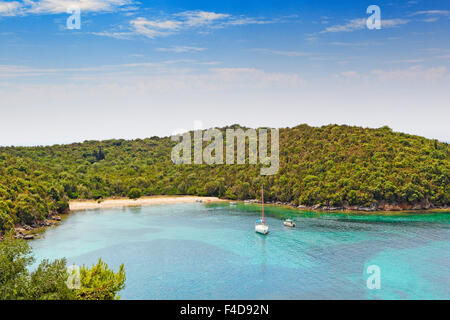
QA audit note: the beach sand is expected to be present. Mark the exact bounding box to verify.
[69,196,224,211]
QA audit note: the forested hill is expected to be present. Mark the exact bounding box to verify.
[1,124,449,230]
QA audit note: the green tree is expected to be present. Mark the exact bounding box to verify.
[127,188,142,200]
[56,200,69,214]
[75,259,126,300]
[27,258,75,300]
[0,235,125,300]
[0,201,14,231]
[204,181,220,196]
[0,234,33,299]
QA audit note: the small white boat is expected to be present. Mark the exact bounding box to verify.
[283,219,296,227]
[230,202,237,205]
[255,186,269,235]
[255,222,269,235]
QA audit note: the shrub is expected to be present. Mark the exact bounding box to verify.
[0,235,126,300]
[0,201,14,231]
[56,200,69,214]
[75,259,126,300]
[127,188,142,200]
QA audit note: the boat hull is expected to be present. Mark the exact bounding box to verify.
[255,224,269,235]
[283,222,296,227]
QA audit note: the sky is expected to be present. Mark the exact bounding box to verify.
[0,0,449,146]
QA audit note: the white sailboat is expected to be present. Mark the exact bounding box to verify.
[255,185,269,235]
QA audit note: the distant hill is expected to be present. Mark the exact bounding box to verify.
[0,124,449,230]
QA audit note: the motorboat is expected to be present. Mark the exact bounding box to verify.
[283,219,296,227]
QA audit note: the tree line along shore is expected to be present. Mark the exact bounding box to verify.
[0,124,449,235]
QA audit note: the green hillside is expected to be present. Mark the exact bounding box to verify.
[0,124,449,231]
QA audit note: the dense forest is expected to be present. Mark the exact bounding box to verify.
[0,124,449,231]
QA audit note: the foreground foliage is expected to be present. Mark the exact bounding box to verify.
[75,259,126,300]
[0,124,449,230]
[0,235,125,300]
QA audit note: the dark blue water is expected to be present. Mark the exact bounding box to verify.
[31,203,450,299]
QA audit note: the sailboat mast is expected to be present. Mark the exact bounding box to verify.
[262,185,265,224]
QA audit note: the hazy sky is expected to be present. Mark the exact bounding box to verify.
[0,0,449,146]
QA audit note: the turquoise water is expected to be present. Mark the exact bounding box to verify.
[31,203,450,300]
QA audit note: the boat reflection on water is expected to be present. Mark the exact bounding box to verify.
[255,185,269,235]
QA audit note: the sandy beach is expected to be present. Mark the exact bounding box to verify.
[69,196,224,211]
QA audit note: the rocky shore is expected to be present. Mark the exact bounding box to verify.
[1,213,63,242]
[247,199,448,212]
[307,198,448,212]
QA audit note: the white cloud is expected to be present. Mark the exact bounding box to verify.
[410,10,450,22]
[391,59,425,63]
[128,11,232,39]
[251,48,309,57]
[129,17,181,38]
[411,10,450,16]
[0,0,133,16]
[320,18,408,33]
[174,10,230,27]
[210,68,302,87]
[0,62,303,92]
[423,17,440,23]
[0,61,185,77]
[111,67,303,92]
[340,71,360,79]
[32,0,132,13]
[92,31,133,39]
[372,66,447,81]
[96,10,285,39]
[329,41,383,47]
[333,66,448,83]
[0,1,21,16]
[156,46,206,53]
[224,16,273,26]
[380,19,413,26]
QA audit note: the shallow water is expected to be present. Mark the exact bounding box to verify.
[31,203,450,300]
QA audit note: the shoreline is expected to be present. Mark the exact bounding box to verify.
[265,203,450,215]
[7,196,224,241]
[69,196,449,214]
[6,196,448,241]
[69,196,225,211]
